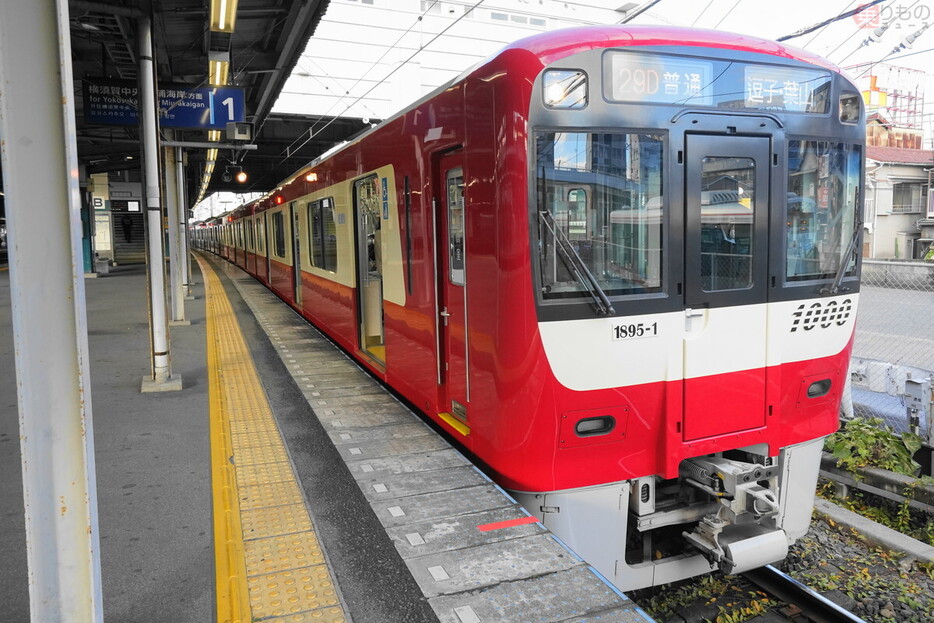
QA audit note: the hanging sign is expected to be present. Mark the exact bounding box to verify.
[83,77,245,129]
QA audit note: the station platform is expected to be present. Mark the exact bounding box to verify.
[0,256,654,623]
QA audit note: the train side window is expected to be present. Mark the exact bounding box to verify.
[273,211,286,258]
[255,217,265,254]
[309,198,337,272]
[447,168,466,285]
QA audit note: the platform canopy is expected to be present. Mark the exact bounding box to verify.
[68,0,369,201]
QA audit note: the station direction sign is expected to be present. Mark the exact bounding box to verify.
[83,77,244,129]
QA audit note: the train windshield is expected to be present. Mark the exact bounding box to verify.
[786,141,861,282]
[535,131,665,301]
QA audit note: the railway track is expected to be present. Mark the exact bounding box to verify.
[743,565,867,623]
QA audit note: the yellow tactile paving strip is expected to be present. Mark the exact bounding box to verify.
[198,254,347,623]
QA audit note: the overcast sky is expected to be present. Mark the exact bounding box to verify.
[628,0,933,74]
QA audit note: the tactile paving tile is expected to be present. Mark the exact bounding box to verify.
[229,416,279,435]
[244,533,325,575]
[231,427,285,449]
[231,441,289,466]
[247,566,341,621]
[236,461,296,487]
[239,480,304,511]
[261,607,347,622]
[241,503,314,540]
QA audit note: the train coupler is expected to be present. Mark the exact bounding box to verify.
[682,511,789,575]
[680,455,787,574]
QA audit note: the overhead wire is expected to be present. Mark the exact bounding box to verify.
[617,0,664,23]
[849,44,934,78]
[834,0,922,65]
[711,0,743,30]
[803,0,857,49]
[293,0,442,136]
[293,55,381,120]
[777,0,890,41]
[690,0,716,27]
[277,0,488,163]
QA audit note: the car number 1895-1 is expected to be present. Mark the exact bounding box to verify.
[612,321,658,341]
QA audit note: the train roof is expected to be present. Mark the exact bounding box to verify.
[499,25,840,73]
[240,25,843,216]
[295,25,840,170]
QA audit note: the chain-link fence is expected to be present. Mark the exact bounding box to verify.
[849,260,934,443]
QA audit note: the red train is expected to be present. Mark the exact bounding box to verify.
[193,25,864,590]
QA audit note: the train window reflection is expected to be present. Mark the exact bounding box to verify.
[700,157,755,292]
[535,131,664,301]
[786,141,860,282]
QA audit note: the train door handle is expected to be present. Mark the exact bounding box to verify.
[685,307,705,332]
[440,308,451,326]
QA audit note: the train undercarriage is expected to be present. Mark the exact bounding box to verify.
[513,437,824,591]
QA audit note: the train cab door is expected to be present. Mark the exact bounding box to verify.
[435,155,469,424]
[353,175,385,363]
[682,133,771,441]
[290,201,303,306]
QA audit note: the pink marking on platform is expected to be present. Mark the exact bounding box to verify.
[477,516,539,532]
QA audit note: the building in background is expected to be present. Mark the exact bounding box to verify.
[192,191,265,222]
[864,145,934,259]
[850,63,934,259]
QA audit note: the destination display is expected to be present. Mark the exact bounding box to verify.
[603,51,831,113]
[605,53,714,105]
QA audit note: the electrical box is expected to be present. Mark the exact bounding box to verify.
[226,121,252,141]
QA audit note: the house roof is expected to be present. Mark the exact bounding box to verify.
[866,146,934,165]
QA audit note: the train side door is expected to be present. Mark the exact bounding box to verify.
[290,201,303,305]
[435,155,469,422]
[353,175,385,363]
[682,134,770,441]
[264,211,271,283]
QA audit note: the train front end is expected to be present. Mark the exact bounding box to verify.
[503,27,864,590]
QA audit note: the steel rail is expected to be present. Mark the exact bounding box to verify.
[743,565,867,623]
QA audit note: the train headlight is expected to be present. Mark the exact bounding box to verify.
[575,415,615,437]
[543,70,588,109]
[807,379,832,398]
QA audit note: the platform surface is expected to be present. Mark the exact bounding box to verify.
[0,257,653,622]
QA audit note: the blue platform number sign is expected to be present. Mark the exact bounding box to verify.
[83,78,245,129]
[381,178,389,219]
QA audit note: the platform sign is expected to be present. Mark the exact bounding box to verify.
[83,78,244,129]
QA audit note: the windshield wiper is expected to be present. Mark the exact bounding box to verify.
[821,186,863,296]
[821,223,861,296]
[539,211,615,315]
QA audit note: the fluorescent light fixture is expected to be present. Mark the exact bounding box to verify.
[208,130,222,142]
[209,59,229,86]
[210,0,239,33]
